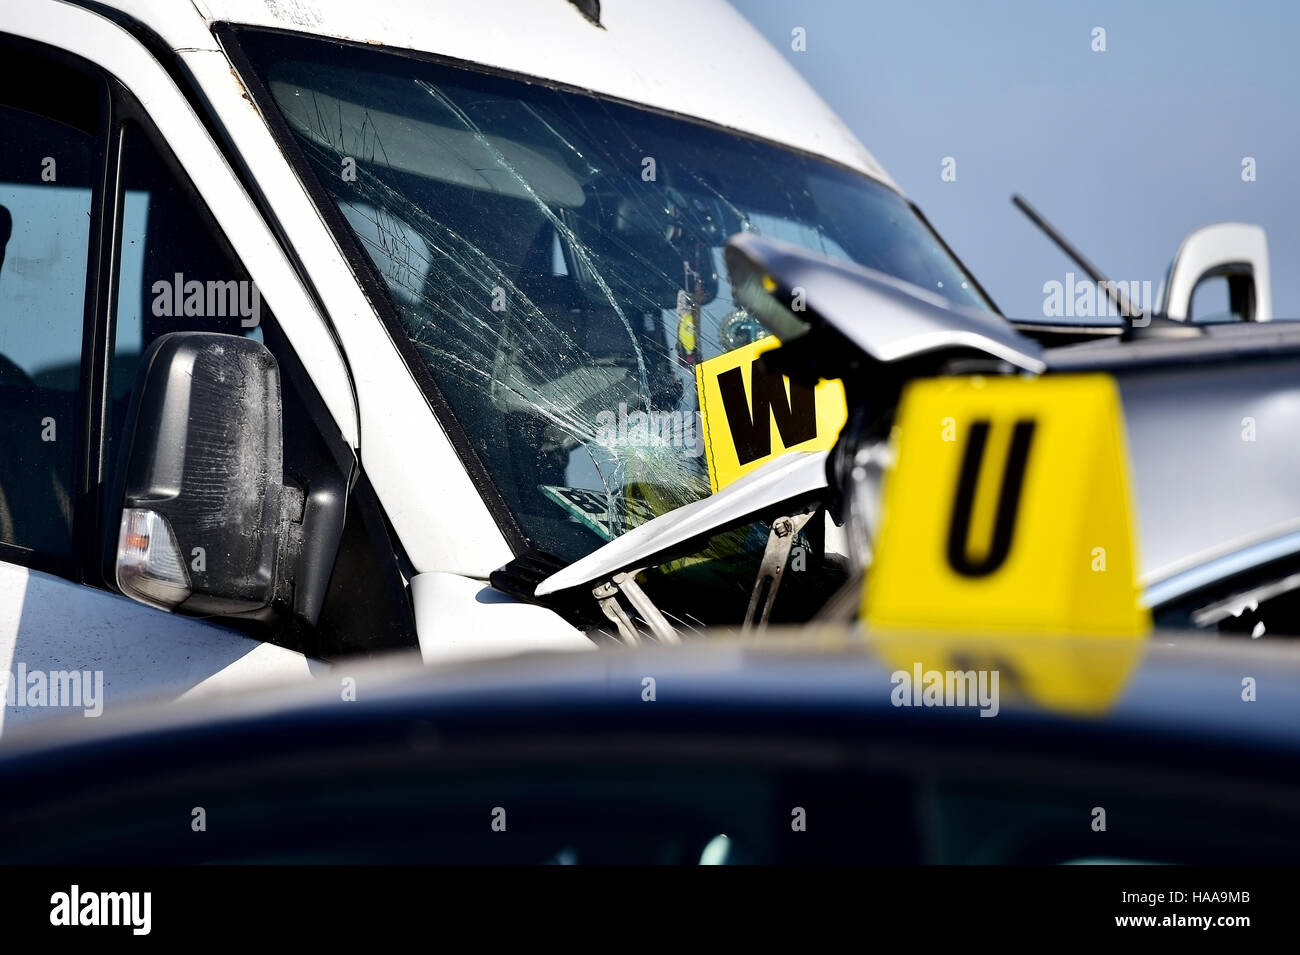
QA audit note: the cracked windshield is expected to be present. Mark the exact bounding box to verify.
[238,31,992,622]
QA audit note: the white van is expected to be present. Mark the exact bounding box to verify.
[0,0,1270,730]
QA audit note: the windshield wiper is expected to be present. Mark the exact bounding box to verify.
[1012,194,1146,327]
[494,450,832,644]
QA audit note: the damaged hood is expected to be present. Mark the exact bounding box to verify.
[726,233,1046,374]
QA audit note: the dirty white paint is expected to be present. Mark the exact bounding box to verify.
[137,0,895,185]
[411,572,594,666]
[0,562,318,736]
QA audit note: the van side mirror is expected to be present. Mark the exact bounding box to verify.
[114,332,294,616]
[1160,223,1271,323]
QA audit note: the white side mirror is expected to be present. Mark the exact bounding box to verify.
[1159,223,1271,323]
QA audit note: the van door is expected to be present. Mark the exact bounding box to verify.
[0,31,331,733]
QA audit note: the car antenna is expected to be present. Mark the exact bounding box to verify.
[1012,194,1144,326]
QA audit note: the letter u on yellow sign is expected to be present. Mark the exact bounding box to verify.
[863,374,1149,638]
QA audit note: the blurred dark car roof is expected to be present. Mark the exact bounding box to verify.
[3,631,1299,864]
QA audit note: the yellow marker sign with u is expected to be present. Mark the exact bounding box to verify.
[864,374,1149,638]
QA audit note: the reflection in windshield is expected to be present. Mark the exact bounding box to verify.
[240,32,991,575]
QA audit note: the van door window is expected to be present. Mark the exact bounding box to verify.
[107,121,265,477]
[100,117,415,654]
[0,80,97,563]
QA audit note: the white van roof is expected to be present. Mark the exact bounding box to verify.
[90,0,897,187]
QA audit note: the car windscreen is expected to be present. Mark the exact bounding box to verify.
[234,30,993,567]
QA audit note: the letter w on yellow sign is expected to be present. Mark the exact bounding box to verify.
[864,374,1149,637]
[694,337,846,492]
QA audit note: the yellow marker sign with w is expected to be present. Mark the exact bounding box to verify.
[694,337,847,492]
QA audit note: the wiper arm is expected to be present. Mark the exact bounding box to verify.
[1012,194,1145,326]
[530,451,832,641]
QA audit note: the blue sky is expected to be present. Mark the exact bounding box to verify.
[734,0,1299,319]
